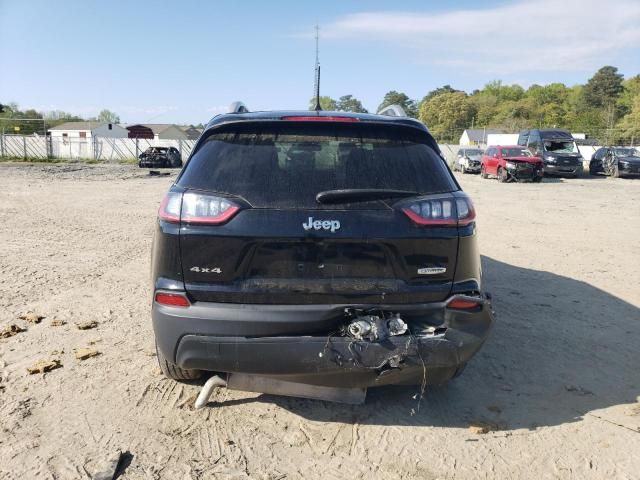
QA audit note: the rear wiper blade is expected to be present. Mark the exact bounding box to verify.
[316,189,420,204]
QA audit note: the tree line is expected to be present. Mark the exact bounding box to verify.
[0,104,121,135]
[310,66,640,145]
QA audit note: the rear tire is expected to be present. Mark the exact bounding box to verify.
[498,167,508,183]
[156,342,201,381]
[480,165,488,179]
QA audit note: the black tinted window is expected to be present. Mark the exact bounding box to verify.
[178,123,457,209]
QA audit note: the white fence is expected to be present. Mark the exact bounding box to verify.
[0,134,197,162]
[0,134,602,165]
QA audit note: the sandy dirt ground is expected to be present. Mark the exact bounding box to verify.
[0,162,639,480]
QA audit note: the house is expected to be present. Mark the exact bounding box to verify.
[126,124,188,140]
[459,128,505,146]
[48,122,128,142]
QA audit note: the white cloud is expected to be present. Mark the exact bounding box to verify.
[321,0,640,74]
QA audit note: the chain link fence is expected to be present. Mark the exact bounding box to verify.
[0,133,197,162]
[0,133,607,167]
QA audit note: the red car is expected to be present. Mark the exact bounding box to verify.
[481,145,544,183]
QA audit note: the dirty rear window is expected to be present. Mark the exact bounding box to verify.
[178,122,456,209]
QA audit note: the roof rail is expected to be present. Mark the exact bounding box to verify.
[377,104,407,117]
[228,101,249,114]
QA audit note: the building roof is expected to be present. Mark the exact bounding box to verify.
[179,125,203,140]
[462,128,505,142]
[127,123,179,135]
[49,121,110,131]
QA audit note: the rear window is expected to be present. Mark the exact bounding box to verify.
[178,122,456,209]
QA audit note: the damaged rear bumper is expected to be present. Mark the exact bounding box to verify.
[153,295,494,388]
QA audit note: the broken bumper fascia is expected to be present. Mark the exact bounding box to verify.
[152,294,495,388]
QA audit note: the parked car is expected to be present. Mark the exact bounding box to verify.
[454,148,483,173]
[518,129,583,177]
[138,146,182,168]
[589,146,640,178]
[480,145,544,182]
[151,106,494,398]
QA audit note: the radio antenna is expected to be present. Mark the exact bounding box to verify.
[313,25,322,111]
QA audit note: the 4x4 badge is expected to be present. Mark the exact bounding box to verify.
[418,267,446,275]
[303,217,341,232]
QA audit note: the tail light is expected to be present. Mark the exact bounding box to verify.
[155,292,190,307]
[447,297,482,310]
[158,192,182,223]
[401,194,476,227]
[158,192,240,225]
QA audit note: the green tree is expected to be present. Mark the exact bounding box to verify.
[336,95,368,113]
[617,75,640,115]
[420,85,462,104]
[468,94,498,127]
[377,91,418,118]
[308,96,338,111]
[0,102,45,134]
[477,80,524,102]
[618,96,640,142]
[97,109,120,123]
[583,66,624,108]
[418,91,474,142]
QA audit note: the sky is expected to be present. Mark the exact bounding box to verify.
[1,0,639,124]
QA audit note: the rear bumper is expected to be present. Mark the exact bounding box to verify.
[152,295,494,387]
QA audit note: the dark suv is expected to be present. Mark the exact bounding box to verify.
[139,146,182,168]
[518,129,583,177]
[151,108,494,394]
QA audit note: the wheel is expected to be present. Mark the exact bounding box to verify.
[498,167,508,183]
[612,162,620,178]
[589,162,598,176]
[156,342,201,381]
[170,156,182,168]
[480,165,488,179]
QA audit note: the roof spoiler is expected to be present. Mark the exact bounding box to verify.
[377,104,407,117]
[228,101,249,114]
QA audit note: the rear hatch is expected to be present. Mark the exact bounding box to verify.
[174,120,463,305]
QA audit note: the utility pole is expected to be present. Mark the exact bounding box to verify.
[313,25,322,111]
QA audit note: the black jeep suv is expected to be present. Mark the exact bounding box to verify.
[151,108,494,392]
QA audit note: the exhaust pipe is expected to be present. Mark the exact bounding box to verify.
[194,375,227,409]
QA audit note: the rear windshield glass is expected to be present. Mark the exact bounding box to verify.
[178,122,457,209]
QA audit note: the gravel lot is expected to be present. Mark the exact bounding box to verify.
[0,162,639,479]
